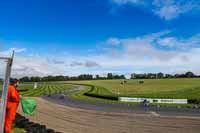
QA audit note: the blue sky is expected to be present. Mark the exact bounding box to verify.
[0,0,200,77]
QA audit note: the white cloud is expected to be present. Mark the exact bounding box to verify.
[1,31,200,77]
[8,54,101,78]
[70,60,100,67]
[0,48,27,78]
[111,0,144,5]
[157,34,200,49]
[111,0,200,20]
[106,37,121,45]
[155,5,180,20]
[157,37,177,47]
[153,0,200,20]
[85,60,100,67]
[103,31,200,74]
[105,31,177,61]
[70,61,83,67]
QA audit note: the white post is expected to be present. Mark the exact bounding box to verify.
[34,82,38,89]
[0,51,14,133]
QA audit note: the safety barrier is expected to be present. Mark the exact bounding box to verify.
[119,97,188,104]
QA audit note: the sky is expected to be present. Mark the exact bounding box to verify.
[0,0,200,78]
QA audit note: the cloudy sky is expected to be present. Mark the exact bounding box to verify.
[0,0,200,78]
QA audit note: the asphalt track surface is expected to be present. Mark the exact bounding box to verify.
[18,86,200,133]
[42,85,200,117]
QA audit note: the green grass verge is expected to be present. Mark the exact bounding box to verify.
[13,128,26,133]
[19,83,74,97]
[84,85,118,100]
[70,86,139,105]
[66,78,200,100]
[69,85,193,108]
[68,80,196,108]
[17,80,199,107]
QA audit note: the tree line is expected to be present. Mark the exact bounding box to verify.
[0,71,198,82]
[19,73,126,82]
[131,71,198,79]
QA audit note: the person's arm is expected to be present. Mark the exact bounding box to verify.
[9,87,19,102]
[9,97,18,102]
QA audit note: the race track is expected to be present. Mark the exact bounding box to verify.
[17,86,200,133]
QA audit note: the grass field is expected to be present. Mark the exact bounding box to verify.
[13,128,26,133]
[67,78,200,100]
[18,83,73,97]
[2,78,200,106]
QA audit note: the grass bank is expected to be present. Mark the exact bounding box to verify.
[66,79,200,107]
[19,83,73,97]
[66,78,200,100]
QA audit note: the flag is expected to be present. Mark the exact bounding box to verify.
[21,97,37,115]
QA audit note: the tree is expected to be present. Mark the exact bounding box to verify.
[131,73,135,79]
[185,71,195,78]
[107,73,113,79]
[147,73,156,79]
[157,72,164,79]
[120,75,126,79]
[20,76,30,82]
[78,74,93,80]
[95,75,100,79]
[165,74,173,78]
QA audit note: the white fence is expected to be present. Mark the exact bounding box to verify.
[119,97,188,104]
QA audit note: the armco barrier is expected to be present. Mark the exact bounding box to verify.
[119,97,188,104]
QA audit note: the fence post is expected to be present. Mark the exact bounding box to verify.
[0,52,14,133]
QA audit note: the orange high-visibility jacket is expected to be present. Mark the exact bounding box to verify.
[4,85,20,133]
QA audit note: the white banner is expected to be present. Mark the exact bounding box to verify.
[119,97,188,104]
